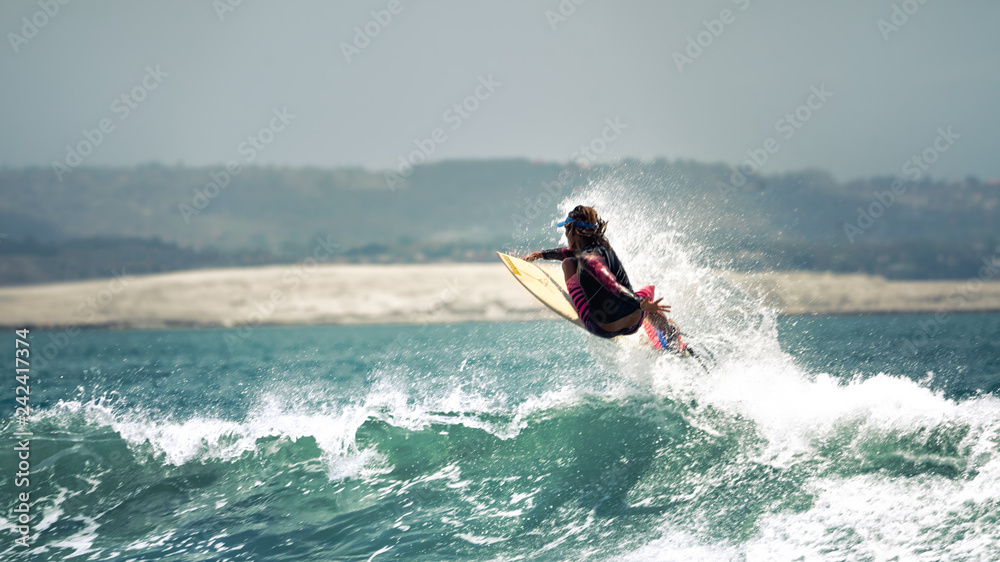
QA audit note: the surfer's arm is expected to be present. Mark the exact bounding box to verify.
[525,247,574,261]
[580,254,641,302]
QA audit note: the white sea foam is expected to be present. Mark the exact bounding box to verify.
[13,172,997,559]
[567,174,1000,560]
[34,363,611,486]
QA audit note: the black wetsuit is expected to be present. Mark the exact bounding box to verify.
[539,243,653,338]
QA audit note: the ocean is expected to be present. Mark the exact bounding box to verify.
[2,311,999,561]
[4,183,1000,560]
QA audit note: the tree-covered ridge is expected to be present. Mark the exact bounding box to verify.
[0,159,996,284]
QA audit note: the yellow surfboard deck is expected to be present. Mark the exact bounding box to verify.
[496,251,695,357]
[497,251,583,327]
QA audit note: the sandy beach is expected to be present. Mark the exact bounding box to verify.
[2,263,1000,330]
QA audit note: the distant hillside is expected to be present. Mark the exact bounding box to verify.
[0,161,570,251]
[1,159,997,284]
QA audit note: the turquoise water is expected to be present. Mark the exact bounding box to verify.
[5,177,1000,560]
[2,313,1000,561]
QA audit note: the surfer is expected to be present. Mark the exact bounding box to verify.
[523,205,681,343]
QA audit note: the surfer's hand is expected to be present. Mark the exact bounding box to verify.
[523,252,543,262]
[640,297,670,315]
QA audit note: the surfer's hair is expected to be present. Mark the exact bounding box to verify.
[567,205,610,249]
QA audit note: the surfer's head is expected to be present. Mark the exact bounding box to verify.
[559,205,609,249]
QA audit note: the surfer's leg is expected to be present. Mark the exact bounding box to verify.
[635,285,658,327]
[564,259,607,337]
[565,260,644,339]
[635,285,680,337]
[645,309,678,338]
[635,285,687,351]
[561,257,577,282]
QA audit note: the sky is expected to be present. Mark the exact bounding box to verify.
[2,0,999,182]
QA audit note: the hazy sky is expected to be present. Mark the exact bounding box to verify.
[2,0,998,181]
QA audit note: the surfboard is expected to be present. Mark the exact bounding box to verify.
[497,251,692,355]
[497,251,582,327]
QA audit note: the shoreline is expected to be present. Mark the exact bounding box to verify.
[2,263,1000,331]
[8,309,1000,334]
